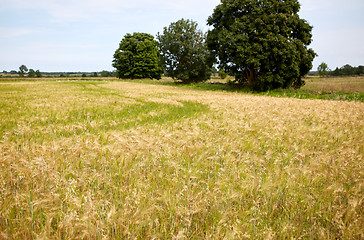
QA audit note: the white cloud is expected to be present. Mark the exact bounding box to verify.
[0,27,36,38]
[5,0,221,24]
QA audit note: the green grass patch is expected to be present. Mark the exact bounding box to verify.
[0,82,208,143]
[117,77,364,102]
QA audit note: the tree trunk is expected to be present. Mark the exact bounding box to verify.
[246,69,255,88]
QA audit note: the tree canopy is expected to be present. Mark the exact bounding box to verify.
[158,19,213,83]
[19,65,28,77]
[207,0,316,90]
[113,33,163,79]
[331,64,364,76]
[317,62,329,77]
[35,70,42,78]
[28,69,36,78]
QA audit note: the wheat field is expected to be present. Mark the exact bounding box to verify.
[0,81,363,239]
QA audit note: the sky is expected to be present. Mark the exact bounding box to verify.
[1,0,363,72]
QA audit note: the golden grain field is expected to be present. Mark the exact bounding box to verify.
[0,81,363,239]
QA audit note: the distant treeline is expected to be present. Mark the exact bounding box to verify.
[329,64,364,76]
[3,64,363,79]
[1,68,116,78]
[316,63,364,77]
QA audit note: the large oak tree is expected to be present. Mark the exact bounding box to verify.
[158,19,213,83]
[207,0,316,90]
[113,33,163,79]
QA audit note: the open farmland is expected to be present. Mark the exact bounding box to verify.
[0,81,363,239]
[302,76,364,94]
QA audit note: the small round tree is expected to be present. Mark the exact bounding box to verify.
[35,70,42,78]
[113,33,163,79]
[19,65,28,77]
[158,19,213,83]
[28,69,36,78]
[317,62,329,77]
[207,0,316,90]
